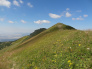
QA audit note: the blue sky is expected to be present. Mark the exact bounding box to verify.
[0,0,92,39]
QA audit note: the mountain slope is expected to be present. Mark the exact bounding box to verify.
[0,23,92,69]
[0,28,46,51]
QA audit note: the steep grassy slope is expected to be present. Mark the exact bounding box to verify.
[0,23,92,69]
[0,36,29,55]
[0,28,46,51]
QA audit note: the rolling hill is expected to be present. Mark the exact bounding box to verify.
[0,23,92,69]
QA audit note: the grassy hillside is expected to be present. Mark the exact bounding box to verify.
[0,36,29,54]
[0,41,12,50]
[0,23,92,69]
[0,28,46,51]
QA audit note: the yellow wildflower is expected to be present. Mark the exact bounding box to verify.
[70,62,72,65]
[55,60,56,62]
[79,44,81,46]
[52,60,54,62]
[68,60,71,63]
[52,60,56,62]
[69,62,73,67]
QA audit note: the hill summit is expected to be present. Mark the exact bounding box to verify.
[47,23,76,32]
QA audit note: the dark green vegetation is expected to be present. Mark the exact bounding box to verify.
[0,41,12,50]
[0,23,92,69]
[47,23,75,32]
[30,28,46,38]
[0,42,12,50]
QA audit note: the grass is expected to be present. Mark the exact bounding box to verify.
[0,36,29,56]
[0,23,92,69]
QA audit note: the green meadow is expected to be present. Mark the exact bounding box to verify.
[0,23,92,69]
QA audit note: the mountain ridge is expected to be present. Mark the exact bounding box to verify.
[0,23,92,69]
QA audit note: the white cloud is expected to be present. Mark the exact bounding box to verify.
[66,12,72,17]
[0,18,4,21]
[19,0,23,4]
[8,21,14,23]
[66,8,70,11]
[76,17,84,20]
[83,15,88,17]
[49,13,61,19]
[21,20,26,23]
[76,10,82,12]
[13,0,20,6]
[34,20,50,24]
[0,0,11,8]
[72,18,75,20]
[72,16,84,20]
[77,16,84,20]
[27,3,33,8]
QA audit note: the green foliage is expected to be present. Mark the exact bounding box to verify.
[0,41,12,50]
[30,28,46,38]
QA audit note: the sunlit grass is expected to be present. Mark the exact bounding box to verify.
[0,24,92,69]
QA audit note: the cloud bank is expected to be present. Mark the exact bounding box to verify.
[0,0,11,8]
[13,0,20,6]
[49,13,61,19]
[27,3,33,8]
[34,20,50,24]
